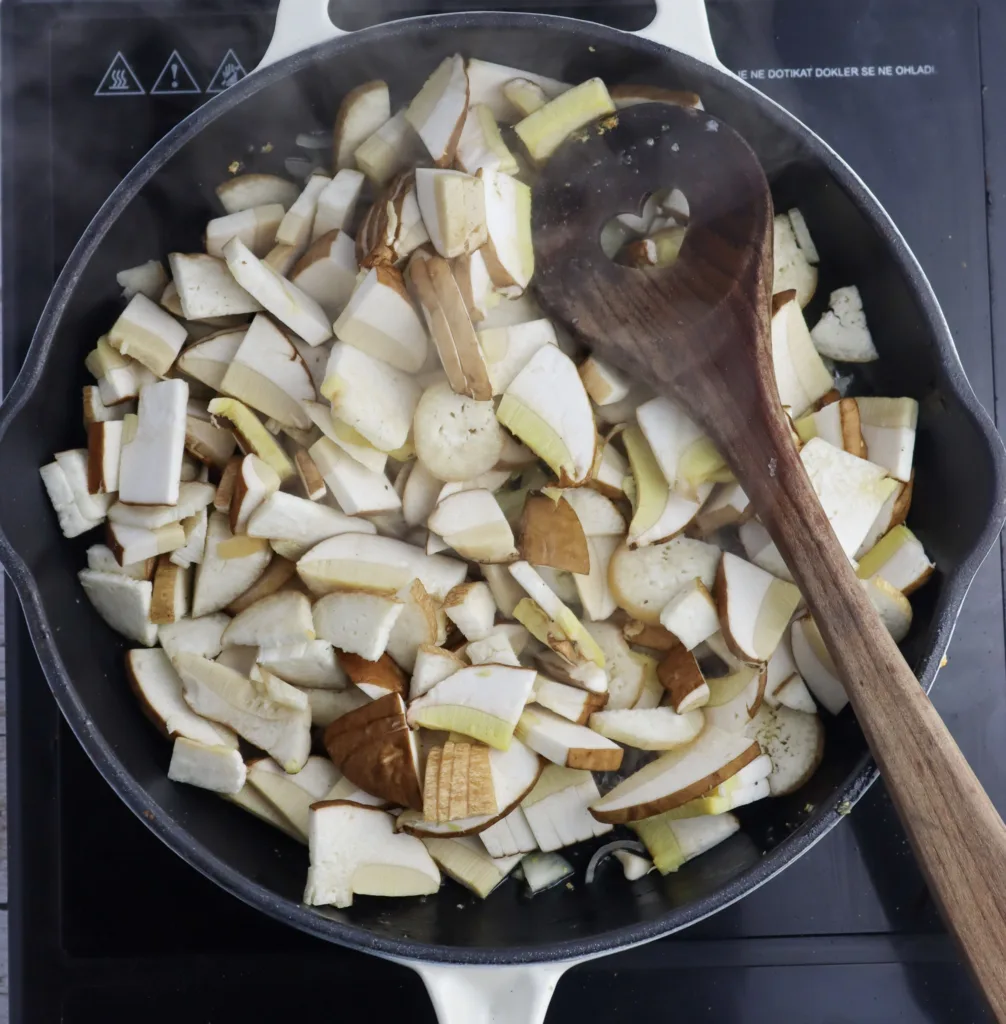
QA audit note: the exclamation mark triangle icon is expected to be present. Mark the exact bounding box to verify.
[150,50,201,95]
[95,52,145,96]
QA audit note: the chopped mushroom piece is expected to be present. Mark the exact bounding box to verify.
[811,286,878,362]
[406,55,469,167]
[216,174,300,214]
[521,765,612,852]
[313,169,366,239]
[632,811,740,874]
[168,737,246,795]
[516,706,623,771]
[413,381,504,481]
[205,204,284,258]
[118,379,189,506]
[773,212,817,308]
[355,109,423,186]
[168,253,262,320]
[79,570,157,645]
[443,581,497,641]
[514,77,615,164]
[422,836,518,898]
[423,740,497,822]
[107,293,188,376]
[659,578,719,650]
[334,80,391,170]
[415,168,487,258]
[313,591,404,661]
[856,524,934,595]
[223,590,315,648]
[770,291,833,418]
[855,397,918,482]
[428,489,517,562]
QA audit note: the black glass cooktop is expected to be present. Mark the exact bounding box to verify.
[3,0,1005,1020]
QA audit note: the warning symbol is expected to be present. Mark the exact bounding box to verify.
[207,49,247,93]
[95,52,145,97]
[150,50,201,95]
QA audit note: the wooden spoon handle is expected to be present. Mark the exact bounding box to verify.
[740,421,1006,1017]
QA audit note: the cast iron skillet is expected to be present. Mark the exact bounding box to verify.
[0,1,1004,1020]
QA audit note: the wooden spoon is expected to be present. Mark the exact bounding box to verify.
[532,103,1006,1019]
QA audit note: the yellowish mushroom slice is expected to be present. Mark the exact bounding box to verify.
[355,109,423,186]
[456,103,519,176]
[632,810,740,875]
[856,524,934,595]
[513,77,615,164]
[304,801,440,908]
[793,397,866,457]
[310,437,401,517]
[862,576,913,643]
[609,83,703,109]
[191,511,271,617]
[790,616,847,715]
[635,396,728,499]
[207,397,296,482]
[497,345,596,486]
[590,725,761,825]
[478,318,558,395]
[855,397,918,482]
[502,77,548,117]
[407,663,537,750]
[216,173,300,214]
[655,755,772,821]
[422,836,520,899]
[770,290,833,418]
[107,293,189,376]
[521,765,613,852]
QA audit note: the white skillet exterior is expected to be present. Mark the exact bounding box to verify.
[248,2,798,1022]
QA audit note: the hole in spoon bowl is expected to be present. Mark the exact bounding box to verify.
[600,187,691,267]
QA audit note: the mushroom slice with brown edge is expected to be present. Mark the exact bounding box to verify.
[579,355,631,407]
[222,590,314,648]
[355,109,423,187]
[407,663,537,750]
[746,703,825,797]
[533,677,608,725]
[715,552,802,664]
[339,650,407,701]
[513,77,615,164]
[126,647,237,747]
[397,735,542,838]
[247,491,376,552]
[496,345,596,486]
[205,205,284,259]
[157,614,230,662]
[313,591,404,661]
[333,264,429,374]
[150,557,189,625]
[609,535,721,626]
[87,420,124,496]
[222,238,332,347]
[428,489,517,563]
[589,726,761,824]
[443,581,497,642]
[510,560,606,670]
[515,706,623,771]
[655,754,772,820]
[309,438,401,517]
[168,253,262,320]
[413,381,504,482]
[622,617,679,652]
[479,168,534,295]
[519,494,590,574]
[107,293,188,377]
[659,578,719,650]
[793,397,866,458]
[247,755,341,840]
[304,801,440,909]
[770,290,833,418]
[219,315,315,430]
[178,329,245,393]
[693,481,751,536]
[357,170,429,268]
[229,454,280,535]
[423,739,497,822]
[106,481,215,530]
[856,524,934,595]
[659,647,717,712]
[334,80,391,170]
[521,765,613,852]
[191,511,272,617]
[118,380,188,507]
[294,450,326,502]
[406,54,469,167]
[631,811,740,875]
[207,397,295,482]
[428,255,493,398]
[302,402,387,475]
[609,84,703,109]
[323,692,423,809]
[386,579,448,673]
[590,705,705,751]
[85,336,157,407]
[83,384,132,428]
[410,644,466,701]
[106,522,185,566]
[321,341,421,453]
[185,415,237,470]
[422,836,519,899]
[174,652,311,773]
[580,620,656,710]
[87,543,154,581]
[590,432,630,500]
[763,633,815,713]
[296,532,467,600]
[635,396,727,499]
[456,104,519,176]
[168,737,247,795]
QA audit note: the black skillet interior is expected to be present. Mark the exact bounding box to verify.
[0,12,1003,966]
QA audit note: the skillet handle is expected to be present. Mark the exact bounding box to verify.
[414,962,571,1024]
[257,0,345,70]
[256,0,726,73]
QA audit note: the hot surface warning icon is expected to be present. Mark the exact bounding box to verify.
[150,50,201,95]
[95,52,145,96]
[207,49,247,93]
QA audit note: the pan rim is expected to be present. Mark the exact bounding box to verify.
[0,10,1003,965]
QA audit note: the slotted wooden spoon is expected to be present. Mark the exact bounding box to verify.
[532,102,1006,1019]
